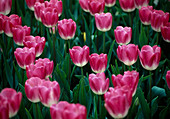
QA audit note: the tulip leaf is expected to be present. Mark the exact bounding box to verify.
[151,96,158,117]
[62,54,69,77]
[159,105,170,119]
[151,86,166,99]
[25,108,33,119]
[82,15,90,46]
[79,78,87,107]
[107,40,115,69]
[139,24,148,48]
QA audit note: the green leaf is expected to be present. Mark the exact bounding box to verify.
[152,86,166,99]
[159,105,170,119]
[151,97,158,117]
[25,108,33,119]
[79,78,87,106]
[107,40,115,69]
[33,103,43,119]
[139,24,148,48]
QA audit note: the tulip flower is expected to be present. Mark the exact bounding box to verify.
[104,86,132,119]
[26,58,54,79]
[138,45,161,71]
[25,77,43,103]
[69,45,89,67]
[14,47,35,69]
[139,6,153,25]
[34,2,45,21]
[134,0,149,9]
[89,53,107,73]
[26,0,44,11]
[114,26,132,45]
[89,72,109,95]
[0,0,12,15]
[40,7,58,28]
[95,12,112,32]
[79,0,89,12]
[39,80,60,107]
[166,71,170,89]
[49,0,63,17]
[161,22,170,43]
[119,0,135,12]
[112,71,139,96]
[105,0,116,7]
[12,25,31,46]
[88,0,105,15]
[117,44,138,66]
[0,14,7,34]
[0,98,9,119]
[0,88,22,118]
[151,10,169,32]
[50,101,87,119]
[3,14,22,37]
[58,19,76,40]
[23,36,46,57]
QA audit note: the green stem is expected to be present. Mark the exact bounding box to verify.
[68,40,71,82]
[128,65,132,71]
[99,95,102,119]
[89,15,92,52]
[40,22,43,36]
[52,28,56,66]
[103,32,105,53]
[149,71,152,118]
[13,40,15,89]
[35,103,38,119]
[81,67,83,76]
[147,26,150,44]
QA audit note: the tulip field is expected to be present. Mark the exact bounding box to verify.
[1,0,170,119]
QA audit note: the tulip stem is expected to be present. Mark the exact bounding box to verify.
[147,26,150,44]
[12,40,15,89]
[103,32,105,53]
[89,15,92,52]
[155,32,159,45]
[81,67,83,76]
[149,71,152,118]
[99,95,102,119]
[68,40,71,81]
[128,66,132,71]
[52,29,56,67]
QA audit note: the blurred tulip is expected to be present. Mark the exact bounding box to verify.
[0,14,7,34]
[166,70,170,89]
[105,0,116,7]
[34,2,45,21]
[104,86,132,119]
[151,10,169,32]
[95,12,112,32]
[112,71,139,96]
[161,22,170,43]
[12,25,31,46]
[117,44,138,66]
[25,77,43,103]
[138,45,161,71]
[26,0,44,11]
[88,0,105,15]
[89,72,109,95]
[134,0,149,9]
[114,26,132,45]
[0,95,9,119]
[26,58,54,79]
[3,14,22,37]
[23,35,46,57]
[69,45,89,67]
[58,19,76,40]
[0,88,22,118]
[139,6,153,25]
[40,7,58,28]
[49,0,63,16]
[0,0,12,15]
[89,53,107,73]
[79,0,89,12]
[39,80,60,107]
[14,47,35,69]
[119,0,135,12]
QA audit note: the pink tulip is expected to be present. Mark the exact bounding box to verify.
[25,77,43,103]
[0,0,12,15]
[69,45,89,67]
[138,45,161,71]
[89,72,109,95]
[23,35,46,57]
[79,0,89,12]
[89,53,107,73]
[105,0,116,7]
[161,22,170,43]
[134,0,149,9]
[49,0,63,17]
[50,101,87,119]
[39,80,60,107]
[3,14,22,37]
[119,0,135,12]
[34,2,45,21]
[88,0,105,15]
[139,6,153,25]
[40,7,58,28]
[26,58,54,79]
[104,86,132,119]
[112,71,139,96]
[58,19,76,40]
[0,96,9,119]
[26,0,44,11]
[117,44,138,66]
[0,88,22,118]
[12,25,31,46]
[166,71,170,89]
[114,26,132,45]
[14,47,35,69]
[95,12,112,32]
[0,14,7,34]
[151,10,169,32]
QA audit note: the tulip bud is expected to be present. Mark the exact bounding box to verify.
[69,45,89,67]
[26,0,44,11]
[114,26,132,45]
[139,6,153,25]
[0,0,12,15]
[88,0,105,15]
[138,45,161,71]
[117,44,138,66]
[89,72,109,95]
[161,22,170,43]
[105,0,116,7]
[166,71,170,89]
[23,35,46,57]
[79,0,89,12]
[95,12,112,32]
[134,0,149,9]
[119,0,135,12]
[89,53,107,73]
